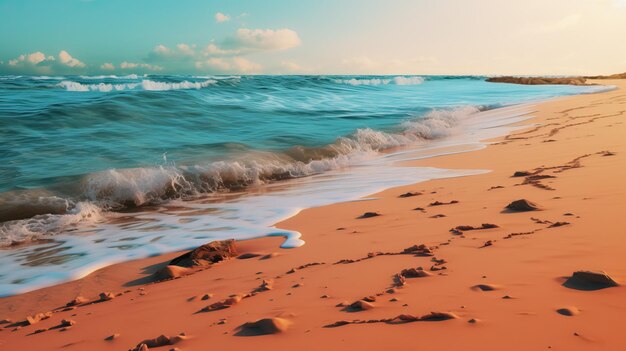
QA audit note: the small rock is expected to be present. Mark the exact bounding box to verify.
[238,318,291,335]
[357,212,380,219]
[564,270,619,290]
[105,333,120,341]
[505,199,541,212]
[419,312,458,321]
[169,239,237,267]
[60,319,76,327]
[347,300,375,311]
[201,293,214,300]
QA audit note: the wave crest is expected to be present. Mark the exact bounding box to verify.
[57,79,217,92]
[0,105,480,246]
[334,76,424,86]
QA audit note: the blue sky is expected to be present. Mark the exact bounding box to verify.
[1,0,625,75]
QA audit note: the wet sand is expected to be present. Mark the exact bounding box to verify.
[1,79,625,350]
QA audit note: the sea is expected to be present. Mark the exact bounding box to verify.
[0,74,610,296]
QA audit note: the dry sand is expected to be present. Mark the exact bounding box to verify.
[1,79,625,350]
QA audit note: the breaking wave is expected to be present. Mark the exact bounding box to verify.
[57,79,217,92]
[0,105,478,246]
[334,76,425,86]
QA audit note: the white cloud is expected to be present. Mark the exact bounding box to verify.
[176,43,196,56]
[153,44,171,56]
[58,50,86,68]
[145,28,301,73]
[149,43,200,61]
[120,61,163,71]
[8,51,50,66]
[215,12,230,23]
[195,56,261,73]
[3,50,86,73]
[100,63,115,70]
[202,43,240,56]
[231,28,301,51]
[232,57,261,73]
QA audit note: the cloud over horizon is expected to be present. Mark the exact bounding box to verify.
[1,50,86,74]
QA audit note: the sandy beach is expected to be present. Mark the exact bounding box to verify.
[1,79,625,350]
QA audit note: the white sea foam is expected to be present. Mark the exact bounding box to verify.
[78,74,142,79]
[334,76,424,86]
[0,202,103,246]
[57,79,217,92]
[140,79,217,91]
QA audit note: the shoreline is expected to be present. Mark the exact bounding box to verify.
[0,94,572,297]
[1,79,625,350]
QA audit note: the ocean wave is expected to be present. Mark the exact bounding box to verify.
[57,79,218,92]
[334,76,424,86]
[0,202,103,247]
[78,74,143,79]
[0,105,479,246]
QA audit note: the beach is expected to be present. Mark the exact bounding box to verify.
[1,78,625,350]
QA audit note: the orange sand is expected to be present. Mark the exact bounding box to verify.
[1,80,625,350]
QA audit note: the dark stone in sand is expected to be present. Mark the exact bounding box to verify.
[471,284,499,291]
[419,312,458,321]
[556,307,580,316]
[549,221,570,228]
[400,267,431,278]
[105,333,120,341]
[357,212,380,219]
[429,200,459,207]
[170,239,237,267]
[346,300,375,311]
[563,271,619,290]
[399,191,422,198]
[402,244,434,256]
[236,318,290,336]
[513,171,532,177]
[506,199,541,212]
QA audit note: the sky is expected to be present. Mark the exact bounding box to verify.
[1,0,625,76]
